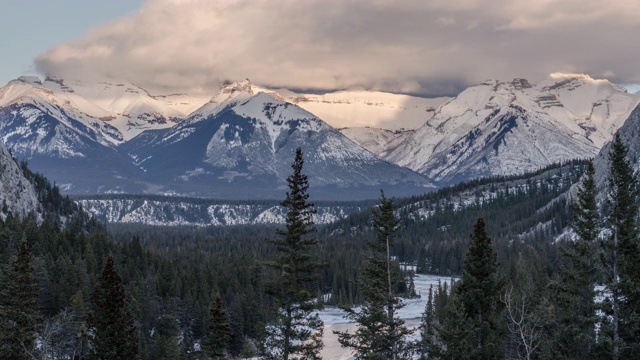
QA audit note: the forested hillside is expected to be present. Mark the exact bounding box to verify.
[2,148,639,359]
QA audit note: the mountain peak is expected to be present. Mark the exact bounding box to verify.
[16,76,42,85]
[541,72,627,92]
[219,78,255,95]
[510,78,532,90]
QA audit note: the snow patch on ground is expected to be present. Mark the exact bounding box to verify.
[319,274,455,360]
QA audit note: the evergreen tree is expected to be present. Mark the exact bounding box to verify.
[601,133,640,359]
[335,191,411,359]
[442,218,503,360]
[150,314,182,360]
[208,296,231,359]
[88,255,139,360]
[264,147,324,360]
[417,286,441,359]
[552,161,599,358]
[438,291,474,360]
[0,237,40,359]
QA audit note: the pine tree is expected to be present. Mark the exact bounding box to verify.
[264,147,324,360]
[208,296,231,359]
[552,161,599,358]
[442,218,503,360]
[88,255,139,360]
[150,314,182,360]
[0,237,40,359]
[439,291,474,360]
[601,133,640,359]
[417,286,442,359]
[335,191,411,359]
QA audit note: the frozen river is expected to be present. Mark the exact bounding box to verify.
[319,274,455,360]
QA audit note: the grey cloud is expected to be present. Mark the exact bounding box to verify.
[35,0,640,96]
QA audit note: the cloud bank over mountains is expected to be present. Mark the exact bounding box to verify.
[35,0,640,96]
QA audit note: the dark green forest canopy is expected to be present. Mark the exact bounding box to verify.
[0,158,592,359]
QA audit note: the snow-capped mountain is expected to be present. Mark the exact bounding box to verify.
[384,75,640,185]
[1,73,636,200]
[286,90,450,130]
[281,89,449,152]
[0,76,123,148]
[0,76,211,143]
[126,81,435,199]
[0,77,149,193]
[0,76,435,199]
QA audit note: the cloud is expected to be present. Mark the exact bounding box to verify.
[35,0,640,97]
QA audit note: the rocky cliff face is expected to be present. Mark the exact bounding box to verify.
[0,141,40,220]
[592,104,640,191]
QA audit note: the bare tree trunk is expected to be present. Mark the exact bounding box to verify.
[386,235,397,360]
[612,234,619,360]
[502,287,542,360]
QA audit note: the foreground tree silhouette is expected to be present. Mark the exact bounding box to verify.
[264,147,323,359]
[552,161,600,358]
[0,237,40,359]
[441,218,503,360]
[88,255,139,360]
[336,191,411,359]
[601,133,640,359]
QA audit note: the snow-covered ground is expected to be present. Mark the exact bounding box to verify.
[319,274,455,360]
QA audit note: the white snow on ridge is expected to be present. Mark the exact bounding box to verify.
[77,198,361,226]
[384,75,640,182]
[2,74,638,190]
[288,90,450,131]
[339,127,414,156]
[0,77,212,142]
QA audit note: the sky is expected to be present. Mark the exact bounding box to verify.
[0,0,141,86]
[2,0,640,97]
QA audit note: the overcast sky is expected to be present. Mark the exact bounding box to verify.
[4,0,640,97]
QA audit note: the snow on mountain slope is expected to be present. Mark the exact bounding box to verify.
[593,103,640,190]
[386,75,640,185]
[150,92,211,115]
[0,76,213,143]
[77,195,368,226]
[49,78,192,140]
[287,90,449,131]
[0,140,40,220]
[128,83,434,199]
[338,127,414,155]
[0,77,123,153]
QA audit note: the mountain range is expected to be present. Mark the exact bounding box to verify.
[377,75,639,185]
[0,74,637,200]
[0,77,433,200]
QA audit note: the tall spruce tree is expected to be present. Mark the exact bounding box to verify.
[88,255,139,360]
[439,291,474,360]
[552,161,599,358]
[150,314,182,360]
[442,218,503,360]
[335,191,411,359]
[0,237,40,359]
[601,133,640,359]
[418,286,442,359]
[208,295,231,359]
[264,147,324,360]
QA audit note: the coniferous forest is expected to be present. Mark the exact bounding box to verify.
[1,140,639,359]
